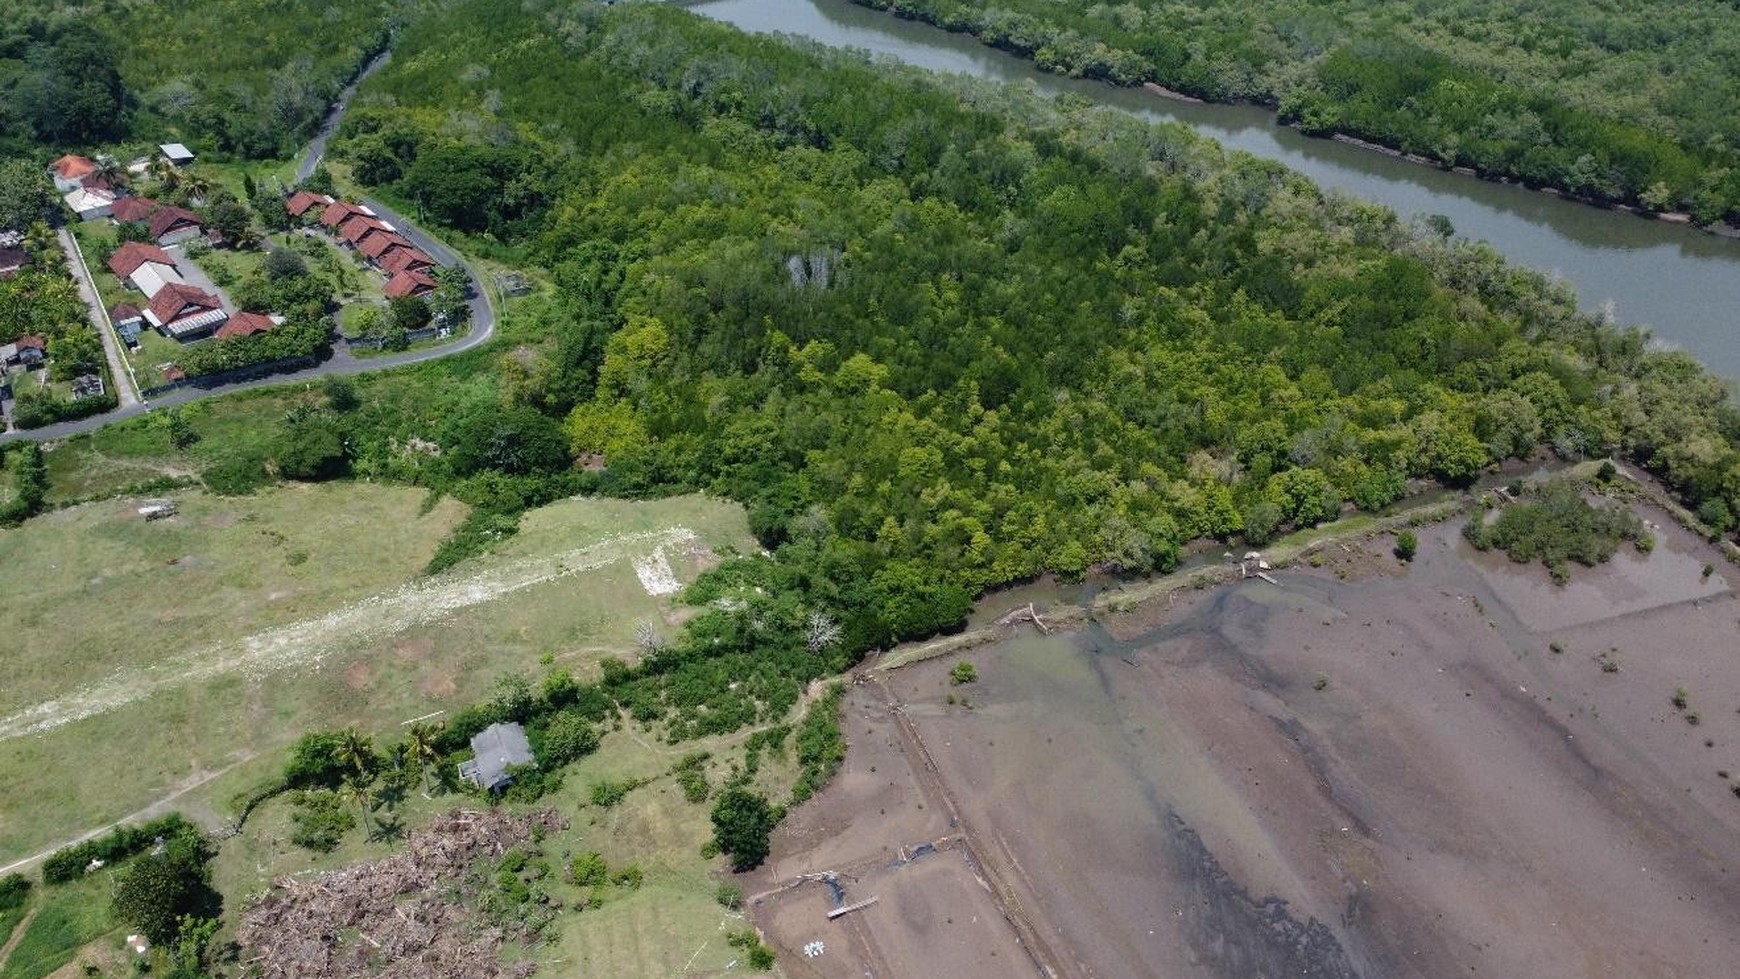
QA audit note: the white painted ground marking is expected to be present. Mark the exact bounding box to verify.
[0,527,699,741]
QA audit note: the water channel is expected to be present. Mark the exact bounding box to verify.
[694,0,1740,382]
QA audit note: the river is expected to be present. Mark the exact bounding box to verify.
[694,0,1740,382]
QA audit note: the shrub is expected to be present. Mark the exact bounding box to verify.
[0,872,30,910]
[41,814,198,884]
[571,852,608,888]
[288,791,355,852]
[1463,480,1649,583]
[1393,530,1418,561]
[714,882,742,909]
[710,788,777,872]
[950,662,978,685]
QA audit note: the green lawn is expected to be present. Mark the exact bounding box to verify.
[0,875,117,979]
[0,488,752,864]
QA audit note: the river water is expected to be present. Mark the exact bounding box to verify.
[694,0,1740,382]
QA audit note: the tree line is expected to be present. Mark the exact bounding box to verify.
[851,0,1740,224]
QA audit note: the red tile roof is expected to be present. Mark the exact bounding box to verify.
[358,231,412,260]
[380,248,435,274]
[286,190,333,217]
[16,334,46,350]
[215,311,277,339]
[320,200,367,228]
[161,364,186,382]
[338,215,388,244]
[110,196,159,224]
[383,269,437,298]
[108,241,176,277]
[110,303,142,321]
[146,282,220,324]
[52,155,96,179]
[149,205,201,240]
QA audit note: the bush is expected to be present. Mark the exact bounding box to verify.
[288,790,355,852]
[1393,530,1418,561]
[41,814,197,885]
[710,788,777,872]
[533,708,600,767]
[791,684,845,804]
[202,452,274,495]
[0,872,30,910]
[1463,481,1649,583]
[714,882,742,909]
[949,662,978,685]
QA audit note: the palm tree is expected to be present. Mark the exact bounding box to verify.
[148,156,181,192]
[178,172,212,204]
[336,727,375,778]
[89,156,127,191]
[342,774,375,839]
[407,722,443,799]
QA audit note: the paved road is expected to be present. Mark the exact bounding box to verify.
[297,50,391,184]
[57,227,140,407]
[0,47,500,445]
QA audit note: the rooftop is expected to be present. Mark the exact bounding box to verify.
[458,723,534,791]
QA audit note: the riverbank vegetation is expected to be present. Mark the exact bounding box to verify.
[1465,479,1651,583]
[852,0,1740,224]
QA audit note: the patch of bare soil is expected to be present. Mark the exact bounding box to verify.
[239,809,564,979]
[757,509,1740,979]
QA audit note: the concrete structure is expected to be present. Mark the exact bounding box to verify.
[159,143,195,166]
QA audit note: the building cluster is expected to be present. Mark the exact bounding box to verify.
[286,191,439,299]
[52,147,207,245]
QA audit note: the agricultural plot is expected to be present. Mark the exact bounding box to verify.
[0,485,752,865]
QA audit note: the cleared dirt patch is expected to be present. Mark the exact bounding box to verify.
[756,510,1740,979]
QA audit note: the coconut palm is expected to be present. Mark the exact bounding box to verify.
[406,722,443,799]
[336,727,376,777]
[148,156,181,192]
[342,773,375,838]
[89,156,127,190]
[179,172,212,204]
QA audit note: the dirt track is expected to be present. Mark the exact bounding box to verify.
[751,506,1740,979]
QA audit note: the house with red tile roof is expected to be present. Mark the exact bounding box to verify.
[145,282,227,339]
[110,196,160,225]
[380,247,436,275]
[50,155,97,192]
[215,311,278,340]
[358,231,413,262]
[338,214,391,246]
[384,268,438,298]
[149,205,203,246]
[286,190,335,219]
[108,242,177,279]
[319,200,372,228]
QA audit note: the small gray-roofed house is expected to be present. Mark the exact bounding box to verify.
[458,722,534,791]
[159,143,195,166]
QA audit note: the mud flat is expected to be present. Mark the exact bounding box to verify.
[750,504,1740,979]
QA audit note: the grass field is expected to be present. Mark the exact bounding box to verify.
[0,875,115,979]
[0,485,752,865]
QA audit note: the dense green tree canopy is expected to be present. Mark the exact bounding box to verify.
[854,0,1740,222]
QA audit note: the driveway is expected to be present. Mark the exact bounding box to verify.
[167,243,238,312]
[58,226,141,408]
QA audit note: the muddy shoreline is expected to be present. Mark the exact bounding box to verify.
[749,496,1740,979]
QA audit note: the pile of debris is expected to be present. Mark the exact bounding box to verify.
[239,809,565,979]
